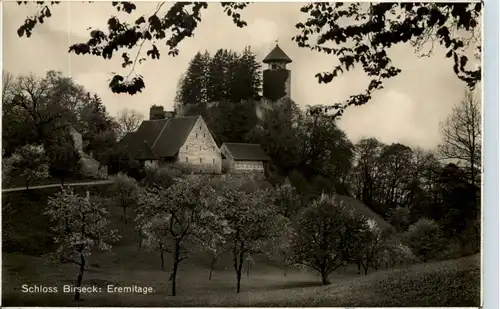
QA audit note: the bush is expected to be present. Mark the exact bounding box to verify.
[404,218,444,262]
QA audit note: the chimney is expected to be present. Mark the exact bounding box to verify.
[149,105,165,120]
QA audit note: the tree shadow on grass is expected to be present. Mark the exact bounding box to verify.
[266,281,324,291]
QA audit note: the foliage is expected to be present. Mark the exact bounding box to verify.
[17,2,249,94]
[274,180,302,218]
[211,177,280,293]
[358,219,388,275]
[109,173,141,223]
[44,128,82,184]
[16,3,481,119]
[45,188,120,300]
[142,165,183,189]
[136,175,214,296]
[404,218,444,262]
[294,2,481,118]
[11,144,50,188]
[2,71,85,154]
[291,194,370,284]
[207,100,258,143]
[77,93,118,165]
[2,149,20,185]
[386,206,411,233]
[262,69,289,101]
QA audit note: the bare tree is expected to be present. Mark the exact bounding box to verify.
[116,109,144,139]
[439,90,481,187]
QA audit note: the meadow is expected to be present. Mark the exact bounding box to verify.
[2,186,480,307]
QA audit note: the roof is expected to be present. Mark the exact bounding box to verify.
[263,45,292,64]
[120,116,200,160]
[329,194,395,233]
[222,143,271,161]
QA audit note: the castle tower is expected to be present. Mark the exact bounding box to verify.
[262,44,292,101]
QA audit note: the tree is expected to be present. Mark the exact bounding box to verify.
[109,173,140,223]
[16,3,480,117]
[141,216,172,271]
[404,218,444,262]
[246,98,302,174]
[349,138,385,211]
[206,49,237,103]
[136,175,213,296]
[228,46,262,102]
[45,188,120,301]
[291,194,370,285]
[116,109,144,139]
[180,51,211,106]
[2,71,85,154]
[358,219,388,275]
[12,144,50,189]
[207,100,258,143]
[439,90,481,188]
[212,177,280,293]
[77,93,118,165]
[387,206,411,233]
[274,180,302,218]
[45,129,82,185]
[2,149,19,186]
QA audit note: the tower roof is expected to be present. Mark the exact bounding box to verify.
[263,44,292,64]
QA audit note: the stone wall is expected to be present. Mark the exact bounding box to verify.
[177,117,222,174]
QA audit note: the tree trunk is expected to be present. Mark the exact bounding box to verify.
[357,260,361,274]
[363,264,369,276]
[208,256,216,280]
[171,242,180,296]
[160,251,164,271]
[283,254,287,277]
[246,259,250,277]
[321,271,329,285]
[75,253,86,301]
[235,251,245,293]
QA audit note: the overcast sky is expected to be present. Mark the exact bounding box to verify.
[2,2,481,150]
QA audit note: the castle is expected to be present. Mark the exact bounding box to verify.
[117,44,292,175]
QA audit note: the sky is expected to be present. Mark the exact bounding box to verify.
[2,1,481,150]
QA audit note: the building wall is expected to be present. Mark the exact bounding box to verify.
[177,117,222,174]
[234,160,265,173]
[69,128,83,154]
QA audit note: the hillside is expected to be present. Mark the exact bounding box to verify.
[2,184,479,307]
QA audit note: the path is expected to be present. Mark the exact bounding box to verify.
[2,180,113,193]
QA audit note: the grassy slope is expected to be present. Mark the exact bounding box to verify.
[2,187,480,307]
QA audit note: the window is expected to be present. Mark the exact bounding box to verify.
[271,64,277,69]
[186,145,189,150]
[200,158,203,163]
[203,133,205,138]
[200,146,202,151]
[185,157,188,163]
[212,146,215,151]
[196,133,198,138]
[213,158,215,164]
[199,125,202,130]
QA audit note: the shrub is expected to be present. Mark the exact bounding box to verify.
[404,218,444,262]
